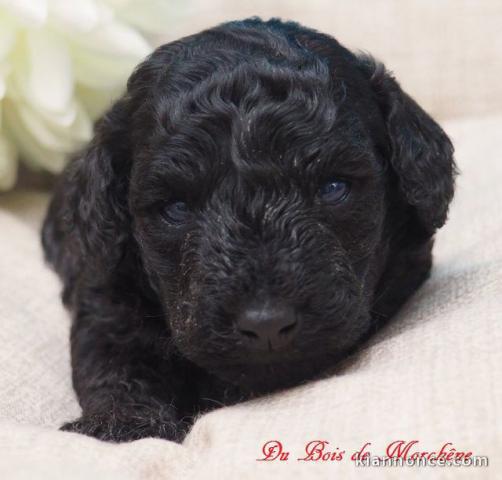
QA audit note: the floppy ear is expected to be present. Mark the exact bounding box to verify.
[358,56,456,233]
[41,98,133,303]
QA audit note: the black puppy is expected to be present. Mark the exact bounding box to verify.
[42,18,455,442]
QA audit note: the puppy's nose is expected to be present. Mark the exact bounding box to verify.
[236,300,299,351]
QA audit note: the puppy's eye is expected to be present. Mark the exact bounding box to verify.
[319,180,350,204]
[161,201,190,225]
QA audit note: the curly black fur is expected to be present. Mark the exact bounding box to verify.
[41,18,455,443]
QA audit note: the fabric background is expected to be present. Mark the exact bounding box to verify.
[1,1,501,479]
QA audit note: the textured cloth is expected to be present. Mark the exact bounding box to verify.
[1,113,501,479]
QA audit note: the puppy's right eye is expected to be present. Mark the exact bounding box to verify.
[319,179,350,204]
[161,201,190,225]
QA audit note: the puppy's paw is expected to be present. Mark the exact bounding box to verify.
[60,411,189,443]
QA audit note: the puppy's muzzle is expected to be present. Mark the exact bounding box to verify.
[235,298,299,352]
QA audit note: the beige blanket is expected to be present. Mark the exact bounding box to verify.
[0,112,501,479]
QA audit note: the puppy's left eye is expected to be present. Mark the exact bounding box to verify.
[319,180,350,204]
[161,201,190,225]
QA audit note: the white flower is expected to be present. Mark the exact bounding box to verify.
[0,0,176,190]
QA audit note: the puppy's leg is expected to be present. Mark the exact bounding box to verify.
[61,290,194,443]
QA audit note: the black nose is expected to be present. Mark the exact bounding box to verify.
[236,300,299,351]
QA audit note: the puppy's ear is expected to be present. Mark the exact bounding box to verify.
[42,99,133,301]
[358,55,456,233]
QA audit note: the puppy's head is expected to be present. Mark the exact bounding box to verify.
[55,20,455,393]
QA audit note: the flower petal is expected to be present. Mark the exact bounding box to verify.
[72,50,139,89]
[48,0,103,34]
[0,15,16,61]
[111,0,181,35]
[15,99,92,151]
[71,19,151,58]
[24,30,73,114]
[0,0,167,190]
[3,99,75,173]
[69,18,150,89]
[0,0,48,27]
[0,75,5,100]
[76,84,118,120]
[0,133,18,190]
